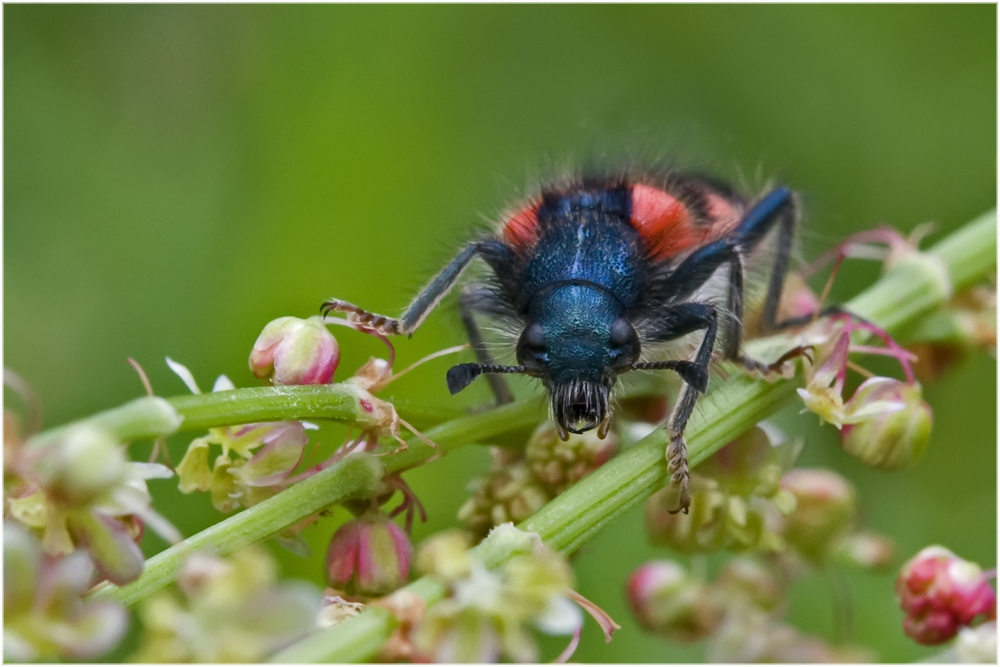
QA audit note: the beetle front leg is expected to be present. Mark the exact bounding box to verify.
[321,241,487,336]
[643,302,718,514]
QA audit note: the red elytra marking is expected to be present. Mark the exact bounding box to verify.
[630,184,706,259]
[501,200,541,247]
[703,192,743,234]
[360,398,374,413]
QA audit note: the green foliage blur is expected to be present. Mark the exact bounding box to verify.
[5,5,995,662]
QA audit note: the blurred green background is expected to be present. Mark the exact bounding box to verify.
[5,5,995,662]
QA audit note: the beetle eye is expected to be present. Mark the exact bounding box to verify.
[610,317,637,348]
[522,322,546,350]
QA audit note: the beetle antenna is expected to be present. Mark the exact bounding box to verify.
[446,363,526,395]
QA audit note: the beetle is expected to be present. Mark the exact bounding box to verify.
[322,170,805,512]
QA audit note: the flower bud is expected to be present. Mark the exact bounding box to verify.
[626,561,721,641]
[458,460,551,540]
[326,513,412,597]
[697,424,797,499]
[833,531,895,570]
[779,468,856,561]
[34,424,127,507]
[896,545,996,645]
[840,381,932,470]
[249,316,339,385]
[525,422,620,494]
[715,557,785,611]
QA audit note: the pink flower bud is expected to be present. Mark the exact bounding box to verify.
[840,381,932,470]
[779,468,856,561]
[896,546,996,645]
[326,513,412,597]
[626,561,721,641]
[249,316,339,385]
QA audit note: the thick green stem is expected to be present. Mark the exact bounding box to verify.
[88,398,548,606]
[270,210,997,663]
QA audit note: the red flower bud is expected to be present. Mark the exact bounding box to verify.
[626,561,721,641]
[250,316,339,385]
[896,546,996,645]
[326,513,412,597]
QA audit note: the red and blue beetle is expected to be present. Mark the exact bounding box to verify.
[323,170,805,512]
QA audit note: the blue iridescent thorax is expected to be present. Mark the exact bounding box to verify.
[518,186,645,383]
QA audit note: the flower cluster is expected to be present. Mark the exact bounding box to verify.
[627,556,872,661]
[460,423,621,539]
[896,545,996,645]
[130,546,321,662]
[643,423,798,554]
[5,413,177,585]
[171,359,312,517]
[4,521,128,661]
[384,525,617,663]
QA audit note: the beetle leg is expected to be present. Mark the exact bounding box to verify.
[690,187,801,374]
[459,285,515,405]
[321,241,487,336]
[642,302,718,514]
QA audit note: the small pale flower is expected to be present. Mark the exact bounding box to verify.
[954,620,997,663]
[318,594,366,628]
[413,526,616,663]
[3,521,128,662]
[169,359,309,512]
[797,332,908,429]
[130,546,322,662]
[415,529,474,581]
[6,424,177,585]
[249,315,339,385]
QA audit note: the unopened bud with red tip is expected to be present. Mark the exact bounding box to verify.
[840,380,932,470]
[896,546,996,645]
[325,512,412,597]
[250,316,339,385]
[626,561,721,641]
[779,468,856,561]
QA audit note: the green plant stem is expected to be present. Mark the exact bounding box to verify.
[88,398,548,606]
[270,210,996,663]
